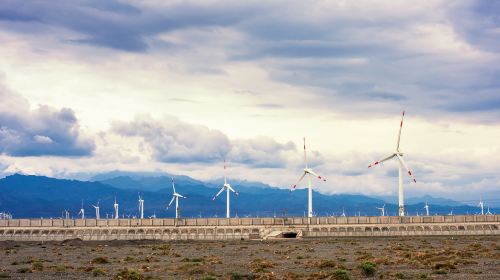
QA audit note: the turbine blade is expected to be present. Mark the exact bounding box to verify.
[227,185,236,193]
[291,172,307,191]
[396,111,405,151]
[178,194,186,199]
[212,186,225,200]
[396,154,417,183]
[171,177,176,193]
[368,154,395,168]
[167,196,175,209]
[308,169,327,182]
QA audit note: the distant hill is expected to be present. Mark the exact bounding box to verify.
[0,174,494,218]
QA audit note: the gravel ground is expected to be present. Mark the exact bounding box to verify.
[0,235,498,279]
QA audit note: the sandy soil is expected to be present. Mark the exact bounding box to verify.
[0,236,498,279]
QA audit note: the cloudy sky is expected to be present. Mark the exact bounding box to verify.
[0,0,499,203]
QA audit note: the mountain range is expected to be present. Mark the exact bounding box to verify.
[0,172,494,219]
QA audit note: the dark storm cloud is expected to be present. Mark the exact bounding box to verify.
[0,85,95,157]
[449,1,500,53]
[0,9,40,22]
[0,1,498,118]
[0,0,258,52]
[112,115,297,167]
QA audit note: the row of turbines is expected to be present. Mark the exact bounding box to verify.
[52,111,496,220]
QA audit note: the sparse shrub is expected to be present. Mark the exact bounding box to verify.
[200,277,216,280]
[248,258,275,273]
[316,259,336,269]
[10,261,18,265]
[181,257,204,263]
[124,256,135,262]
[359,261,377,276]
[91,256,110,264]
[332,269,351,280]
[229,272,255,280]
[16,267,32,273]
[31,260,43,271]
[53,265,67,272]
[395,272,405,279]
[113,268,145,280]
[92,268,106,277]
[0,272,10,278]
[433,262,456,270]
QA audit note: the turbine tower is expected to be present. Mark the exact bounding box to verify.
[167,177,186,219]
[290,137,327,218]
[479,197,484,215]
[138,193,144,219]
[424,202,430,216]
[78,200,85,219]
[92,202,100,219]
[376,204,385,216]
[368,111,417,216]
[113,197,119,220]
[212,160,239,218]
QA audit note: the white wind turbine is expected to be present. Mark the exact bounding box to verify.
[212,160,239,218]
[424,202,430,216]
[368,111,417,217]
[167,177,187,219]
[113,197,119,220]
[63,209,70,219]
[479,197,484,215]
[78,200,85,219]
[376,204,385,216]
[138,193,144,219]
[290,137,327,218]
[92,201,100,219]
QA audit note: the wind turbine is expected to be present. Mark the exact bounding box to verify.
[486,207,492,215]
[113,197,119,220]
[424,202,430,216]
[138,193,144,219]
[479,197,484,215]
[368,111,417,217]
[167,177,186,219]
[78,200,85,219]
[212,160,239,218]
[376,204,385,216]
[63,209,70,219]
[92,201,100,219]
[290,137,327,218]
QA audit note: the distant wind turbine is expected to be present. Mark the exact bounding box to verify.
[78,200,85,219]
[376,204,385,216]
[290,137,327,218]
[167,177,187,219]
[92,201,100,219]
[479,197,484,215]
[212,160,239,218]
[424,202,430,216]
[368,111,417,216]
[138,193,144,219]
[113,196,119,220]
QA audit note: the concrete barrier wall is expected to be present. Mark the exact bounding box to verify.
[0,222,498,241]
